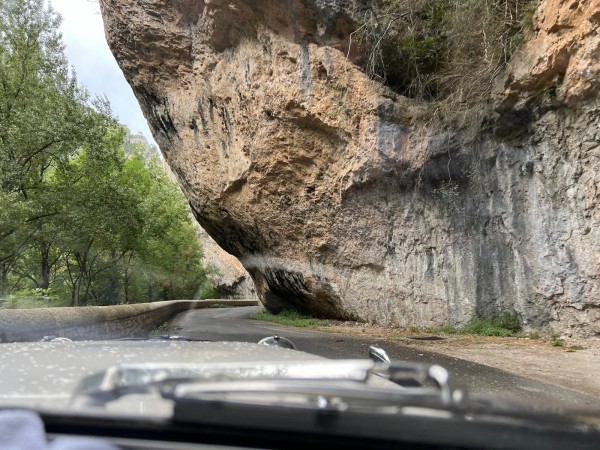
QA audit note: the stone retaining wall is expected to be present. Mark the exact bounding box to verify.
[0,299,258,342]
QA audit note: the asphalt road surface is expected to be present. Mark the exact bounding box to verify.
[171,306,600,409]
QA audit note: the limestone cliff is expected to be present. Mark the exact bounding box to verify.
[100,0,600,336]
[198,226,257,299]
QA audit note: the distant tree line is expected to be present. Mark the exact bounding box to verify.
[0,0,215,308]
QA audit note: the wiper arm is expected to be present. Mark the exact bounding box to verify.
[70,360,464,410]
[166,379,458,413]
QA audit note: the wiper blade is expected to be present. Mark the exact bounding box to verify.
[70,360,463,411]
[70,359,600,426]
[117,335,207,342]
[166,379,456,413]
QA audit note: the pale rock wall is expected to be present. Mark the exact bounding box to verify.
[100,0,600,336]
[198,226,257,299]
[162,154,256,299]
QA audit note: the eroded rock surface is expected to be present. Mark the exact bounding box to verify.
[198,227,257,299]
[100,0,600,336]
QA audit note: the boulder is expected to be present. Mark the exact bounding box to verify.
[100,0,600,336]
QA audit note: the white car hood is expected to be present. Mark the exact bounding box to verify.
[0,340,324,410]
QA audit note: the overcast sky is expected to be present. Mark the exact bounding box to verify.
[49,0,158,147]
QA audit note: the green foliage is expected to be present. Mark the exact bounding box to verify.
[152,321,174,334]
[438,324,458,334]
[521,1,538,31]
[550,334,565,347]
[567,345,584,352]
[410,324,458,334]
[410,313,523,336]
[251,309,330,328]
[353,0,537,105]
[0,0,216,308]
[461,312,522,337]
[1,287,65,309]
[196,278,220,300]
[524,331,540,339]
[410,319,548,339]
[0,0,113,295]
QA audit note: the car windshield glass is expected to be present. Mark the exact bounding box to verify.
[0,0,599,446]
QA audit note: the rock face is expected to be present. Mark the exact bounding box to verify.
[197,227,257,299]
[160,157,257,300]
[100,0,600,336]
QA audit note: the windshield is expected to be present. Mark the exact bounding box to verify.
[1,0,599,446]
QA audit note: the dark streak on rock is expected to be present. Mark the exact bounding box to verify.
[221,106,233,146]
[134,85,180,143]
[191,118,199,144]
[221,140,229,158]
[244,60,251,88]
[300,42,312,95]
[208,98,215,122]
[197,99,209,135]
[265,268,310,300]
[189,202,263,256]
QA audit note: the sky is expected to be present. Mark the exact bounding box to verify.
[49,0,158,147]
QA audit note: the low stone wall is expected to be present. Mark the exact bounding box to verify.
[0,299,258,342]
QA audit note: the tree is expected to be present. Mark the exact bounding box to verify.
[129,152,210,301]
[0,0,114,296]
[0,1,216,307]
[49,126,129,306]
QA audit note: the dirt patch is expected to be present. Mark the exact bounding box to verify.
[315,322,600,399]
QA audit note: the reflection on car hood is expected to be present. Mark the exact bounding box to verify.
[0,340,324,409]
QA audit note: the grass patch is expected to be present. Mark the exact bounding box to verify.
[550,334,565,347]
[460,312,522,337]
[409,313,521,337]
[439,325,459,334]
[414,325,458,334]
[251,309,330,328]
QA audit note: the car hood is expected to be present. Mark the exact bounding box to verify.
[0,340,324,410]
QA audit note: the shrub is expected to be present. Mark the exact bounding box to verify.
[550,334,565,347]
[251,309,330,327]
[460,312,522,336]
[524,331,541,339]
[351,0,537,119]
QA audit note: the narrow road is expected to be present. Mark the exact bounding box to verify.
[171,306,600,409]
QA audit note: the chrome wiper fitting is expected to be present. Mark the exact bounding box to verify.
[374,362,461,405]
[70,359,466,411]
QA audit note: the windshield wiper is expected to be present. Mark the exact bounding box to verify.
[117,335,209,342]
[69,357,600,439]
[70,359,464,411]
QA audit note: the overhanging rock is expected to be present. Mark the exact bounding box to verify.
[100,0,600,336]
